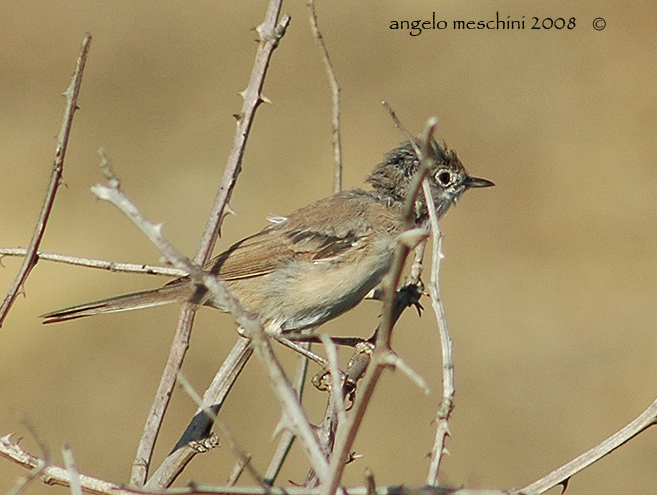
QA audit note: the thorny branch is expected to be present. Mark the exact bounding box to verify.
[2,6,655,495]
[307,0,342,193]
[320,119,438,495]
[263,342,311,485]
[1,434,527,495]
[0,248,185,278]
[521,398,657,494]
[0,34,91,328]
[422,156,455,486]
[175,373,266,487]
[131,1,291,485]
[91,156,331,483]
[145,336,253,489]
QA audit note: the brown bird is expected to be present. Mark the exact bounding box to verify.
[41,140,493,331]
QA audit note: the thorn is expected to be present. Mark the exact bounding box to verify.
[260,94,273,105]
[238,89,247,99]
[384,352,430,393]
[271,422,284,440]
[153,223,164,236]
[233,113,244,123]
[224,203,237,216]
[255,22,265,40]
[271,415,291,439]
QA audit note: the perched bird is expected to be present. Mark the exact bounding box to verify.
[41,140,493,331]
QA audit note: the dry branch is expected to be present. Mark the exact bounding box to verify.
[90,156,330,483]
[0,34,91,328]
[307,0,342,193]
[0,248,185,277]
[132,1,291,484]
[320,119,439,495]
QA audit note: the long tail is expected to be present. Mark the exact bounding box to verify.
[40,285,187,324]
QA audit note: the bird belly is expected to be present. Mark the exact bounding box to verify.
[229,248,394,332]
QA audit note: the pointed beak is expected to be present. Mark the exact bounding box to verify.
[464,175,495,188]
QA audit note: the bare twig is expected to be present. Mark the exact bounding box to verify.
[90,159,330,482]
[304,282,426,487]
[176,486,518,495]
[12,392,657,495]
[300,336,347,487]
[131,304,196,486]
[0,435,131,495]
[307,0,342,193]
[381,101,415,143]
[227,455,251,486]
[131,1,291,484]
[0,248,186,277]
[146,336,253,489]
[176,373,267,488]
[6,415,51,495]
[2,432,528,495]
[522,398,657,494]
[61,444,82,495]
[382,101,431,291]
[0,34,91,328]
[321,334,347,426]
[246,328,329,483]
[196,3,290,262]
[128,482,521,495]
[321,120,439,495]
[422,171,454,485]
[277,337,329,368]
[380,104,454,483]
[405,239,427,287]
[383,352,428,393]
[264,343,311,485]
[4,430,523,495]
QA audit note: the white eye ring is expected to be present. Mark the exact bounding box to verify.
[436,169,452,186]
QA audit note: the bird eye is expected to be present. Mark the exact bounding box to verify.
[436,170,452,186]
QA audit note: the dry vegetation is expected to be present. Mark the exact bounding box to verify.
[1,2,656,495]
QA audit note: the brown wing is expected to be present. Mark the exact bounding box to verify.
[206,225,360,281]
[205,190,386,281]
[205,228,289,280]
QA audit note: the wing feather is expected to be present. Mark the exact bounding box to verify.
[202,190,394,281]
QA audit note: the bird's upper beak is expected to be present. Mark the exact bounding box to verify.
[463,175,495,188]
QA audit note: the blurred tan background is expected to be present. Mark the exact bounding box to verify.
[1,1,656,494]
